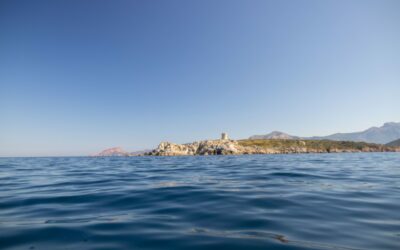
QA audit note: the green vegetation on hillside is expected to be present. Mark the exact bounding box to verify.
[386,138,400,147]
[238,139,389,152]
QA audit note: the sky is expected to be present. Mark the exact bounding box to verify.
[0,0,399,156]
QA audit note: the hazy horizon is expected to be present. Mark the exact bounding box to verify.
[1,0,400,157]
[1,120,399,157]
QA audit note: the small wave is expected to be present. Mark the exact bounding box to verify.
[269,172,327,178]
[189,228,362,250]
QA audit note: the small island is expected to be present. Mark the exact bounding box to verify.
[145,133,400,156]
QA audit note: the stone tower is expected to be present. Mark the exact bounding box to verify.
[221,132,228,140]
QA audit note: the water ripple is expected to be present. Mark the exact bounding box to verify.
[0,153,399,249]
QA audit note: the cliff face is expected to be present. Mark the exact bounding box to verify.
[146,139,400,156]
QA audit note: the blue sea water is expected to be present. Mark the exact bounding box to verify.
[0,153,399,250]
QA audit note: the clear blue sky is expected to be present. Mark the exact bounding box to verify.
[1,0,399,156]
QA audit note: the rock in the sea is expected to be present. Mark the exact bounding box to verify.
[147,140,244,156]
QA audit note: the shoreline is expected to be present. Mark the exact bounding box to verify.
[144,139,400,157]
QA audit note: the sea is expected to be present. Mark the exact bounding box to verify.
[0,153,399,250]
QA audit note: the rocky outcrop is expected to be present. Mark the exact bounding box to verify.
[95,139,400,157]
[146,139,400,156]
[147,140,243,156]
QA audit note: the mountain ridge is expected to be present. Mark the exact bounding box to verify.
[249,131,299,140]
[249,122,400,144]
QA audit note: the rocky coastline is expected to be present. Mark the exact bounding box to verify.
[145,139,400,156]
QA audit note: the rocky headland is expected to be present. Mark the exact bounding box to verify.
[93,122,400,157]
[145,139,400,156]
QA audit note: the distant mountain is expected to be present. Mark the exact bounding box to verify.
[249,131,299,140]
[249,122,400,144]
[93,147,130,157]
[92,147,151,157]
[386,138,400,147]
[308,122,400,144]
